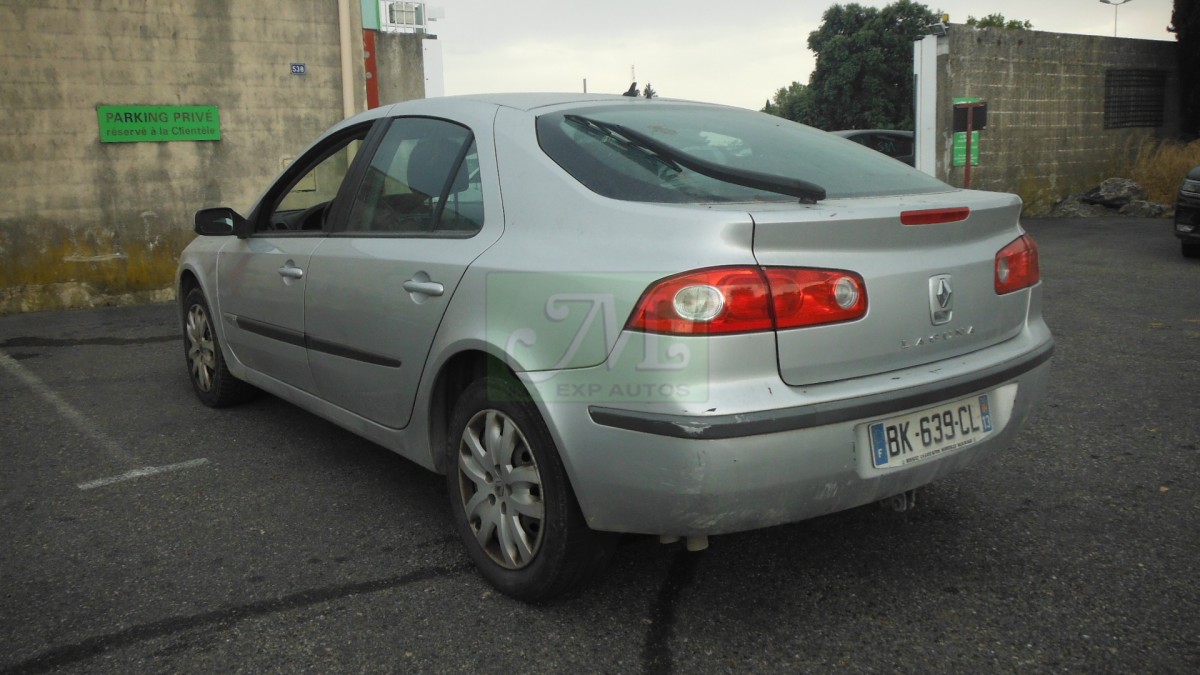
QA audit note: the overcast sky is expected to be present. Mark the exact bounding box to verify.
[424,0,1176,110]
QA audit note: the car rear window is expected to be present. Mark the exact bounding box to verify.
[537,104,949,203]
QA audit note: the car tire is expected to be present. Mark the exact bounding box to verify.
[446,376,617,602]
[182,287,256,407]
[1183,242,1200,259]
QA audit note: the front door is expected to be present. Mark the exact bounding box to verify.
[217,122,374,393]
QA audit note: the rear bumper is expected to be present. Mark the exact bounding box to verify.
[589,341,1052,440]
[526,322,1054,537]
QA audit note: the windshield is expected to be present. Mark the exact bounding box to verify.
[537,103,950,204]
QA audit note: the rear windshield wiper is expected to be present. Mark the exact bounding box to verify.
[564,114,826,204]
[565,115,684,174]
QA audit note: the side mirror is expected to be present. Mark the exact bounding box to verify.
[194,207,251,238]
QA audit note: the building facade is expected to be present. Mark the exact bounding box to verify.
[0,0,430,313]
[916,25,1180,214]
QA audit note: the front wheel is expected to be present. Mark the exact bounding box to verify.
[1183,242,1200,259]
[182,287,256,407]
[446,376,616,602]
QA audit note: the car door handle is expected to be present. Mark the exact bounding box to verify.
[402,279,444,296]
[277,264,304,279]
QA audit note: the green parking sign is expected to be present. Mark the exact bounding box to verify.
[97,105,221,143]
[952,131,980,167]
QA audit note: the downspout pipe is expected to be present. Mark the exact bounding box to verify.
[338,0,356,119]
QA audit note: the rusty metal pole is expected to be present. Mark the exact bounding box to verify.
[964,106,974,189]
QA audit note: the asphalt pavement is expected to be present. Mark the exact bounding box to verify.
[0,216,1197,673]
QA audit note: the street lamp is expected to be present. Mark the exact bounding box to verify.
[1099,0,1133,38]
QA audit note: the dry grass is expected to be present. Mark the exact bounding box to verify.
[1128,139,1200,204]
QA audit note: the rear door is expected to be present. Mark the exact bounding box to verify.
[748,191,1031,386]
[303,113,502,429]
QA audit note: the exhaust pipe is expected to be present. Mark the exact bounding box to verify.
[659,534,710,552]
[881,489,918,512]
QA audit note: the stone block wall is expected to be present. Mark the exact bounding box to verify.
[0,0,424,313]
[935,26,1179,214]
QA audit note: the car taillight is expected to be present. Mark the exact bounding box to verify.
[627,266,868,335]
[995,235,1040,294]
[626,267,772,335]
[764,268,868,329]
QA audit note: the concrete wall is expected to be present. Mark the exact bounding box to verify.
[934,26,1179,214]
[0,0,424,313]
[376,32,427,105]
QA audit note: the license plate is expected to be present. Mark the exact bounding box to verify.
[869,394,993,468]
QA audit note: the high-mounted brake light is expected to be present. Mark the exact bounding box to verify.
[995,235,1040,294]
[627,266,868,335]
[901,207,971,226]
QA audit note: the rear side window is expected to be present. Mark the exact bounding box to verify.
[537,104,948,203]
[344,117,484,235]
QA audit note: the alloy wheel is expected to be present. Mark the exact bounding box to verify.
[186,303,217,392]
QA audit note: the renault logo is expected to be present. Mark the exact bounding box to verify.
[936,278,952,308]
[929,275,953,325]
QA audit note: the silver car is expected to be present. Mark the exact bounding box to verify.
[178,93,1053,601]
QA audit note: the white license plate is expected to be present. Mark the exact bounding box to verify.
[868,394,993,469]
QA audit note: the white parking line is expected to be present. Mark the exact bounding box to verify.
[0,349,209,489]
[77,458,210,490]
[0,349,137,463]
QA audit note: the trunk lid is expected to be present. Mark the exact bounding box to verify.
[746,190,1030,386]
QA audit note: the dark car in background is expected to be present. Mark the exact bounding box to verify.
[1175,165,1200,259]
[832,129,914,166]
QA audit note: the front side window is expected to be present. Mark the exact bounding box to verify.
[262,125,370,233]
[537,104,948,203]
[344,117,484,235]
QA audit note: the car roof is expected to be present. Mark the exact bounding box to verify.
[380,92,697,115]
[441,92,652,111]
[333,93,711,132]
[830,129,914,138]
[324,93,714,149]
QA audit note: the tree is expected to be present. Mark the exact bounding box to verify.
[762,81,812,122]
[1170,0,1200,137]
[760,2,1035,129]
[642,83,657,99]
[966,14,1033,30]
[802,0,938,131]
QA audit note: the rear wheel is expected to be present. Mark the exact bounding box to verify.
[446,376,616,602]
[1183,242,1200,259]
[182,287,256,407]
